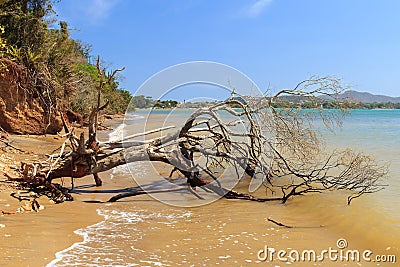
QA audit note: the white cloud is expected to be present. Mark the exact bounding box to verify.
[85,0,120,23]
[246,0,273,18]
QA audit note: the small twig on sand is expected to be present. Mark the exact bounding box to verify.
[0,139,25,153]
[268,218,294,228]
[267,217,325,228]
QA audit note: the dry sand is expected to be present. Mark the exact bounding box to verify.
[0,120,121,267]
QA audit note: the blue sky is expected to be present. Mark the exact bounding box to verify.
[55,0,400,100]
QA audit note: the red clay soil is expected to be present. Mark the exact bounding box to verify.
[0,59,62,134]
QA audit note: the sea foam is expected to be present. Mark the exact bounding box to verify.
[46,206,191,267]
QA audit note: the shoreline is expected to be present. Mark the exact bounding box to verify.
[0,193,102,266]
[0,116,125,266]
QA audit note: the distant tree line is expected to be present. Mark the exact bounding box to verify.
[130,95,225,109]
[130,95,178,109]
[350,102,400,109]
[131,95,400,110]
[271,101,400,109]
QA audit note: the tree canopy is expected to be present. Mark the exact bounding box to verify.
[0,0,132,119]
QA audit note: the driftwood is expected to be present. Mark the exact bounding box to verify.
[0,139,25,153]
[1,128,25,152]
[6,74,388,205]
[267,218,294,228]
[267,218,324,229]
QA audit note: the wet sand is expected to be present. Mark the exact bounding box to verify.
[0,120,122,267]
[0,193,101,266]
[97,163,398,267]
[0,133,102,266]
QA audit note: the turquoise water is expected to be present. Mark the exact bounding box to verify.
[326,109,400,152]
[282,109,400,262]
[325,109,400,229]
[326,109,400,205]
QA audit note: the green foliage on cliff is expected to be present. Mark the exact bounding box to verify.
[0,0,131,117]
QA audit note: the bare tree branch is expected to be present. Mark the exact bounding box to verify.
[7,76,387,205]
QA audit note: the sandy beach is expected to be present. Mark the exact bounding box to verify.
[0,120,121,267]
[1,112,399,267]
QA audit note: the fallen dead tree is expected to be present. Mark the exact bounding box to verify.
[5,72,388,205]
